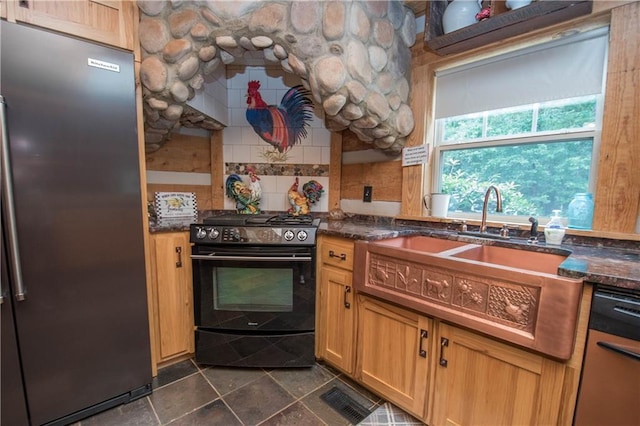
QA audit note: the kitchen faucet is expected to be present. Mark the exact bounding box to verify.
[480,185,503,233]
[528,216,539,243]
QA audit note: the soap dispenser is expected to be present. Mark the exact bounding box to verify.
[544,210,566,246]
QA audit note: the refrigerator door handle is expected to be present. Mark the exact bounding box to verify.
[1,95,27,301]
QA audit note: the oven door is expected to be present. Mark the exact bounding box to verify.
[191,245,315,332]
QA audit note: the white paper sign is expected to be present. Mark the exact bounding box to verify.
[402,145,429,167]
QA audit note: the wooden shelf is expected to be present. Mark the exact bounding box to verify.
[424,0,593,56]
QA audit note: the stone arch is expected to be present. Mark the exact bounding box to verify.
[138,0,416,153]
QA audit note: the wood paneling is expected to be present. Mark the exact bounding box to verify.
[341,161,403,201]
[593,1,640,233]
[401,41,438,217]
[145,133,211,173]
[342,129,375,152]
[404,1,426,17]
[135,54,157,377]
[329,132,343,210]
[210,131,224,209]
[6,0,135,50]
[145,132,215,210]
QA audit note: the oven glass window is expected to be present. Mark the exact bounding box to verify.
[214,267,293,312]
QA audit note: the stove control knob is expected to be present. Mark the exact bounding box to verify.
[297,230,308,241]
[196,227,206,239]
[284,230,295,241]
[208,228,220,240]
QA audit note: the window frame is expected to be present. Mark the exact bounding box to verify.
[430,97,605,225]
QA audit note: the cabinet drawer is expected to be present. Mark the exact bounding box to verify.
[320,238,354,271]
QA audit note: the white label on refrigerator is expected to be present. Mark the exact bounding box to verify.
[87,58,120,73]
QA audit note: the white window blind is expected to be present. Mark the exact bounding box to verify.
[434,27,609,119]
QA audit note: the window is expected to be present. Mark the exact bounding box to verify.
[431,27,608,224]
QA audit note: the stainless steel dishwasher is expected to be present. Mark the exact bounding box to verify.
[574,286,640,426]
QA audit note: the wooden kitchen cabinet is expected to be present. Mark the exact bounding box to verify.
[431,322,566,426]
[149,232,194,366]
[316,236,357,375]
[356,295,432,421]
[5,0,135,50]
[318,234,589,424]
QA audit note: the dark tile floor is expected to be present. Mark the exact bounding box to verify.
[76,359,423,425]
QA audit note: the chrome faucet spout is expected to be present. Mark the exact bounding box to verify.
[480,185,503,233]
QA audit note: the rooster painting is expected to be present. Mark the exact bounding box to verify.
[246,80,314,153]
[287,177,324,216]
[225,168,262,214]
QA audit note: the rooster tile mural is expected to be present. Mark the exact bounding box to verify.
[224,66,330,213]
[245,81,314,154]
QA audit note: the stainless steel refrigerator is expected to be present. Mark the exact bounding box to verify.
[1,21,152,425]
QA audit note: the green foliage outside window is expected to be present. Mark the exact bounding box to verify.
[438,97,597,218]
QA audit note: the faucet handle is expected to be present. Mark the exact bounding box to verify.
[499,224,510,238]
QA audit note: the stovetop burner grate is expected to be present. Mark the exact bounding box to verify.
[203,213,315,226]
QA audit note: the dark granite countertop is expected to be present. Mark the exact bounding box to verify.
[318,219,640,293]
[149,214,640,293]
[148,217,193,233]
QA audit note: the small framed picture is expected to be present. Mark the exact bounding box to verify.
[154,192,197,219]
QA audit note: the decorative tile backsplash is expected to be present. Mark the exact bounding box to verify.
[223,65,331,213]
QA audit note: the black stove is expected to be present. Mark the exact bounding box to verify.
[190,214,320,246]
[190,213,319,368]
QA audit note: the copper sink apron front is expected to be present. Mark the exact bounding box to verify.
[353,237,583,360]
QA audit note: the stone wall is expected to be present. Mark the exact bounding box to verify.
[138,0,416,154]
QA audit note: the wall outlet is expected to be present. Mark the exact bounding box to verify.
[363,186,372,202]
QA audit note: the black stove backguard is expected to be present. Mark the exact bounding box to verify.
[190,214,318,368]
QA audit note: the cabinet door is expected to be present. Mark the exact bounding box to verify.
[318,266,355,374]
[7,0,134,50]
[151,232,194,364]
[432,323,565,426]
[356,296,431,420]
[319,236,354,271]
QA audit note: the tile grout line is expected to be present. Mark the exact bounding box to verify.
[145,394,164,426]
[153,371,201,391]
[196,367,247,426]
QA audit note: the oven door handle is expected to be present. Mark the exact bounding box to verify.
[597,341,640,362]
[190,254,313,262]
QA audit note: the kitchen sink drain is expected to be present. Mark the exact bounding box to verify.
[320,386,373,424]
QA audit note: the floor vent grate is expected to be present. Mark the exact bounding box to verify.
[320,386,373,424]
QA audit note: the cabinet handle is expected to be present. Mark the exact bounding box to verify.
[329,250,346,261]
[175,246,183,268]
[344,286,351,309]
[439,337,449,367]
[419,329,428,358]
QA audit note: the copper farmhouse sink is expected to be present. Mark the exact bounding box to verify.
[353,236,584,360]
[371,235,471,253]
[450,244,568,275]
